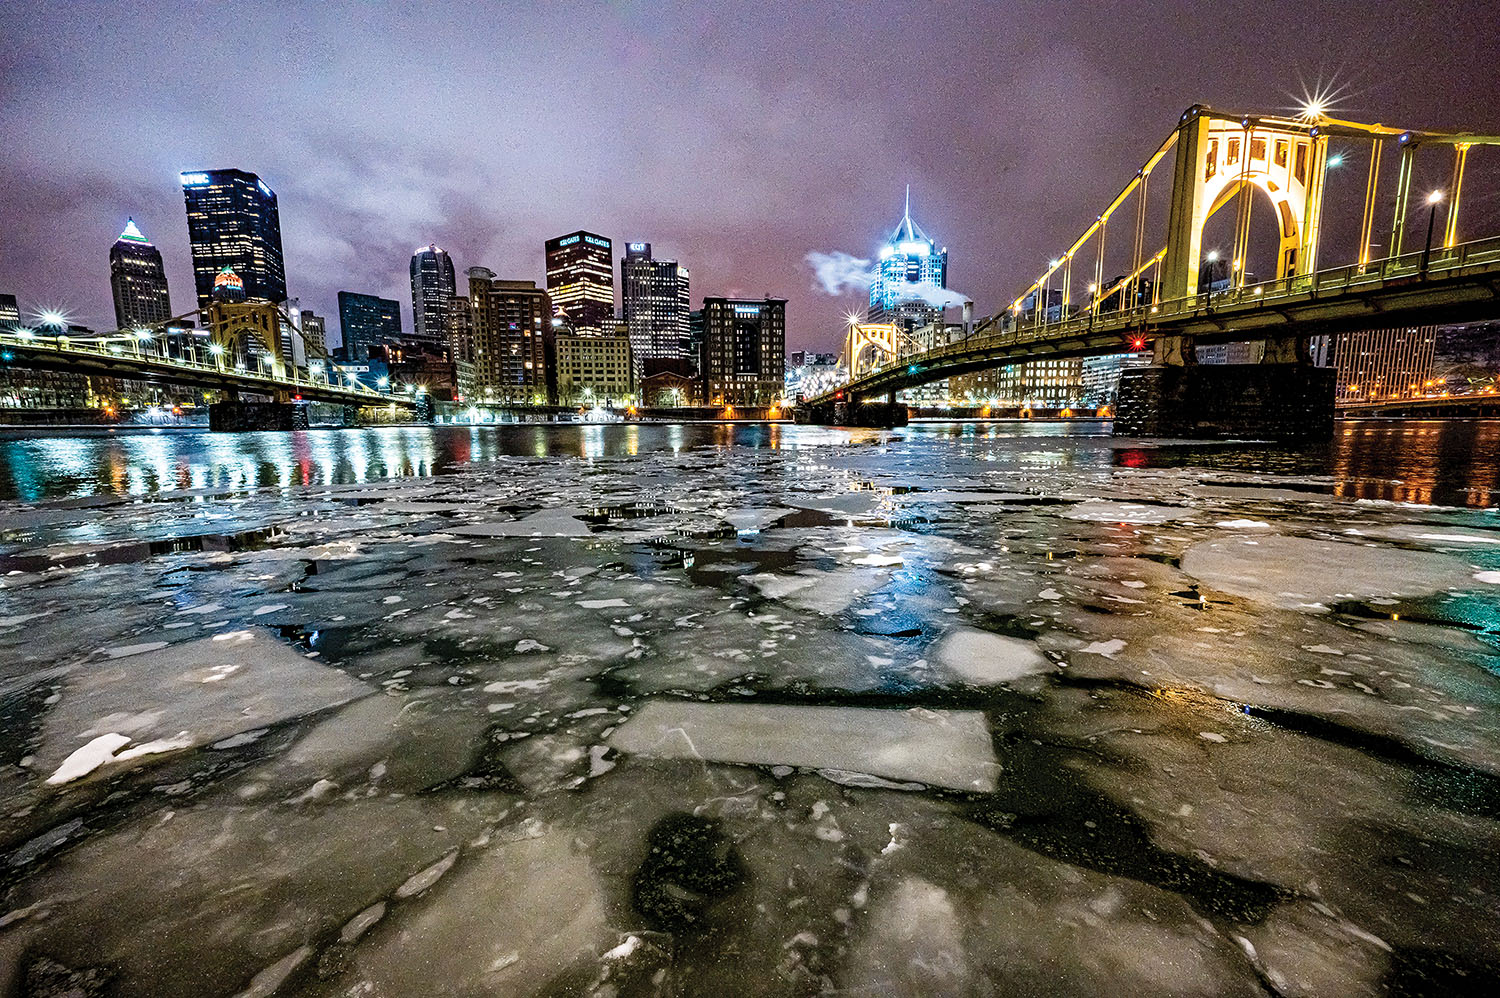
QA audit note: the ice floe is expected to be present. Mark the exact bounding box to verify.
[608,701,1000,792]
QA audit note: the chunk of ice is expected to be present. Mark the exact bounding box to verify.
[607,701,1000,792]
[931,627,1051,684]
[45,733,131,785]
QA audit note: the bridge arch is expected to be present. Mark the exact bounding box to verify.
[1199,168,1303,282]
[1161,110,1326,299]
[842,322,903,377]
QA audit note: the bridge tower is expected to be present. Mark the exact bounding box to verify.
[1159,106,1327,302]
[841,321,903,377]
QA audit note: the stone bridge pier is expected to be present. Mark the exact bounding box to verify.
[1114,334,1335,440]
[796,393,908,428]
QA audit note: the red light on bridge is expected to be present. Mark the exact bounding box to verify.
[834,391,844,399]
[293,394,302,401]
[1131,338,1146,350]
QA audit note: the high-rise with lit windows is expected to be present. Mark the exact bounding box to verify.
[409,244,456,350]
[337,291,403,361]
[109,218,172,329]
[701,297,786,406]
[545,231,613,335]
[467,268,551,402]
[180,169,287,313]
[620,242,690,372]
[869,189,949,332]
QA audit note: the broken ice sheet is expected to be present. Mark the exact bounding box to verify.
[36,629,367,786]
[1180,533,1480,609]
[607,700,1000,792]
[929,626,1053,684]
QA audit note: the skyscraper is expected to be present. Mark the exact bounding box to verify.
[466,268,551,401]
[0,294,22,326]
[180,169,287,313]
[869,189,949,332]
[409,244,456,350]
[544,231,613,335]
[109,218,172,329]
[337,291,403,360]
[620,242,690,373]
[701,297,786,406]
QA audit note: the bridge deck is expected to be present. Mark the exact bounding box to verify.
[0,332,413,409]
[814,237,1500,404]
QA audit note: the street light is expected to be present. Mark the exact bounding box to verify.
[1421,190,1445,274]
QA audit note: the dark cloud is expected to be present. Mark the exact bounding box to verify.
[1,0,1497,347]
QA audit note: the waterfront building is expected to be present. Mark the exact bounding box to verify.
[1080,352,1151,407]
[466,269,551,403]
[869,190,949,333]
[447,295,474,365]
[1335,326,1437,404]
[331,357,391,393]
[1195,342,1265,364]
[0,294,19,326]
[544,231,613,336]
[950,358,1085,407]
[555,332,633,405]
[109,219,172,330]
[391,351,459,402]
[686,309,705,373]
[409,244,456,351]
[337,292,403,361]
[181,169,286,313]
[640,369,698,407]
[701,297,786,406]
[785,351,842,400]
[620,242,690,372]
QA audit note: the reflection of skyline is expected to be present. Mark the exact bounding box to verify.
[0,421,1496,507]
[1332,420,1500,508]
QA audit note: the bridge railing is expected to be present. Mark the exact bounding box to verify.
[839,235,1500,391]
[0,329,396,404]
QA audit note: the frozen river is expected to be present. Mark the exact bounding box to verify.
[1,420,1498,995]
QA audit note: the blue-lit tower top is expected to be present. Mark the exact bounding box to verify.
[868,187,948,324]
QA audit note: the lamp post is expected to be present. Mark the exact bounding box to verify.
[1421,190,1445,275]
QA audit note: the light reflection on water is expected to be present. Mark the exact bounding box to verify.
[0,419,1495,508]
[0,423,810,503]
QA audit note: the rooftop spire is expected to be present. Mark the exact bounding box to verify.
[118,217,150,244]
[888,187,929,245]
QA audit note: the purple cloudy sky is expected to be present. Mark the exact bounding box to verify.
[2,1,1498,350]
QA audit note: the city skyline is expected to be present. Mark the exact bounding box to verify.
[3,2,1500,351]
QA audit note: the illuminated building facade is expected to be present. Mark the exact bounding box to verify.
[337,291,403,361]
[467,269,551,402]
[109,218,172,329]
[785,351,842,400]
[181,169,286,312]
[1335,326,1437,404]
[950,358,1086,407]
[869,191,949,332]
[702,297,786,406]
[545,231,613,336]
[620,242,690,371]
[409,244,456,350]
[299,310,327,359]
[0,294,19,325]
[1081,353,1151,406]
[555,332,633,405]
